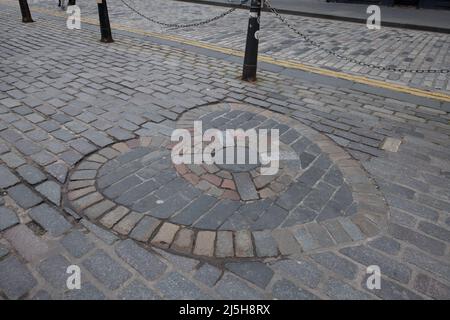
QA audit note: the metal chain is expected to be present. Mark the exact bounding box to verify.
[119,0,237,29]
[265,0,450,74]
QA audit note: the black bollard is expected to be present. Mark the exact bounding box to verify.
[242,0,262,82]
[18,0,34,23]
[97,0,114,43]
[68,0,76,5]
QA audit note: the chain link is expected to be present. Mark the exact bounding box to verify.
[265,0,449,74]
[119,0,237,29]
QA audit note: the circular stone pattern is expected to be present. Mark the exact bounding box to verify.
[65,103,388,260]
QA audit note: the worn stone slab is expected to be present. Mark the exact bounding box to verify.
[171,228,195,253]
[99,206,129,229]
[193,231,216,257]
[4,225,49,262]
[234,230,253,257]
[84,199,116,220]
[151,222,180,248]
[113,212,143,235]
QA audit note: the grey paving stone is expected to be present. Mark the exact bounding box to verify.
[303,182,335,212]
[338,217,365,241]
[195,200,241,230]
[29,203,71,237]
[81,219,119,245]
[271,278,319,300]
[0,207,19,231]
[271,259,323,289]
[225,261,274,289]
[171,194,217,225]
[46,162,69,183]
[215,231,234,258]
[252,205,289,230]
[64,282,106,300]
[252,230,279,257]
[311,252,358,280]
[129,216,160,242]
[15,139,42,156]
[0,256,37,299]
[1,152,26,168]
[306,222,335,247]
[156,272,211,299]
[154,248,199,272]
[368,236,401,255]
[35,181,61,205]
[142,193,190,218]
[118,280,160,300]
[292,226,319,251]
[194,263,222,287]
[16,164,46,185]
[362,274,423,300]
[388,223,446,256]
[115,239,167,280]
[7,184,43,209]
[215,273,265,300]
[102,175,143,199]
[283,206,317,226]
[413,273,450,300]
[298,166,325,186]
[276,183,311,211]
[61,230,95,258]
[340,245,411,284]
[324,277,373,300]
[233,172,258,201]
[403,247,450,283]
[38,254,71,289]
[115,180,159,205]
[0,165,19,188]
[418,221,450,243]
[385,194,439,222]
[82,249,132,290]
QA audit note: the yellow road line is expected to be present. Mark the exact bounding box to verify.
[4,1,450,103]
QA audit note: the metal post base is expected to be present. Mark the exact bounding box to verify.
[19,0,34,23]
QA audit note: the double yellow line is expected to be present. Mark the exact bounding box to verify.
[5,0,450,103]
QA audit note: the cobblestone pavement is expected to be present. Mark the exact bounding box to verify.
[19,0,450,94]
[1,4,450,300]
